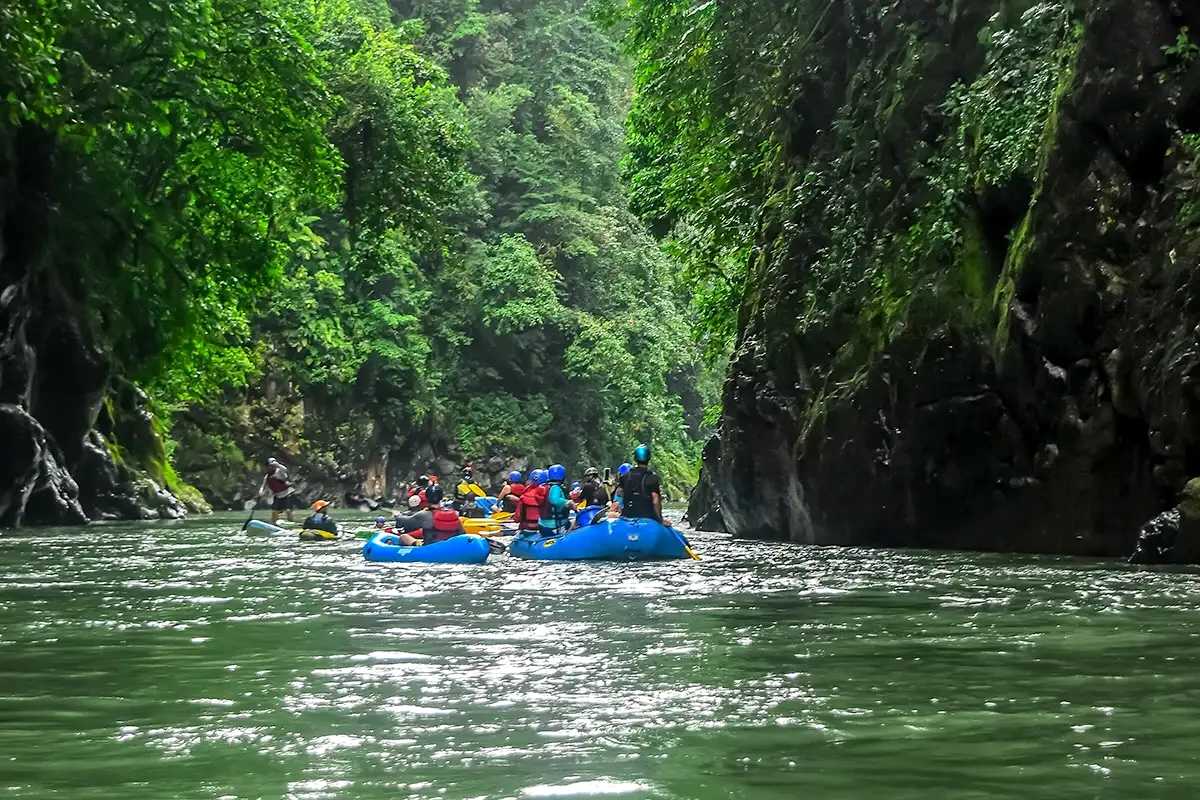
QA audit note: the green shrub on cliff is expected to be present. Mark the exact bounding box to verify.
[618,0,1080,403]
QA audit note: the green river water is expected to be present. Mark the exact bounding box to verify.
[2,512,1200,799]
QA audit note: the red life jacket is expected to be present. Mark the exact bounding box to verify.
[265,469,288,495]
[432,508,461,533]
[516,485,546,530]
[509,483,527,497]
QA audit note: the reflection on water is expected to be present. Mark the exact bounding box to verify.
[2,514,1200,798]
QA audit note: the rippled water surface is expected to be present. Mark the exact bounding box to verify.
[4,513,1200,798]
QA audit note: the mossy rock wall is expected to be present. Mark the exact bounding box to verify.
[697,0,1200,558]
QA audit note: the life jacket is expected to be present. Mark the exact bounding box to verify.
[581,479,609,507]
[539,483,571,531]
[302,513,338,535]
[265,467,289,495]
[432,508,461,534]
[501,482,526,512]
[621,468,657,519]
[516,485,546,530]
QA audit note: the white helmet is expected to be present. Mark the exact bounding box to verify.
[408,494,422,509]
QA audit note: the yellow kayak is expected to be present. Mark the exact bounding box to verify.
[462,513,516,536]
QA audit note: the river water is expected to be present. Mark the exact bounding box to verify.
[2,513,1200,799]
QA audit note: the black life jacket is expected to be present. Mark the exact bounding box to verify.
[621,468,657,519]
[581,479,609,507]
[303,513,338,534]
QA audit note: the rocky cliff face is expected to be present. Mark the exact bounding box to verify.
[0,128,202,527]
[695,0,1200,559]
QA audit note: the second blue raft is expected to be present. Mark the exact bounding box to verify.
[510,517,692,562]
[362,532,491,565]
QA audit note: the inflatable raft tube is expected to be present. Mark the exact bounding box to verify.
[510,517,692,562]
[362,532,491,565]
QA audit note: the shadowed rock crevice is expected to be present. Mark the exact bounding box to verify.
[0,127,196,527]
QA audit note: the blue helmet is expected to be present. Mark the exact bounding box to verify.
[529,469,547,486]
[508,470,523,483]
[548,464,566,482]
[634,443,651,464]
[618,463,632,477]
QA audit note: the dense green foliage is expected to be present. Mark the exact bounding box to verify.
[1,0,711,501]
[2,0,342,405]
[615,0,1080,410]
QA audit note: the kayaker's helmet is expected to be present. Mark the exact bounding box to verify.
[618,463,632,477]
[529,469,547,486]
[417,474,430,487]
[548,464,566,482]
[374,516,388,527]
[407,494,422,509]
[634,444,651,465]
[267,457,278,466]
[585,467,599,478]
[426,484,445,505]
[311,499,331,512]
[508,470,523,483]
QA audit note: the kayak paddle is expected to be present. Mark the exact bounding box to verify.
[240,498,258,531]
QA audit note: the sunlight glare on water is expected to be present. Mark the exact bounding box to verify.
[3,512,1200,798]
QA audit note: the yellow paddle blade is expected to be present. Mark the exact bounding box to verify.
[685,545,701,561]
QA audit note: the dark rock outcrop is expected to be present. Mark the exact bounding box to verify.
[694,0,1200,558]
[0,126,193,527]
[1130,478,1200,563]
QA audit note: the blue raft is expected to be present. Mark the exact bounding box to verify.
[574,505,605,528]
[362,532,491,565]
[510,517,692,562]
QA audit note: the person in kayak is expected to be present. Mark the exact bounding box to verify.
[259,457,294,524]
[302,500,339,536]
[538,464,571,537]
[516,469,548,533]
[617,445,669,525]
[497,471,526,513]
[455,466,488,516]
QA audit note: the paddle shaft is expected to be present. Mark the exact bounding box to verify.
[240,496,259,531]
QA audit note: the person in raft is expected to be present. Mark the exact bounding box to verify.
[537,464,572,537]
[391,493,432,546]
[259,457,294,524]
[302,500,339,536]
[515,469,548,533]
[580,467,610,509]
[606,463,632,519]
[615,445,670,526]
[497,470,526,513]
[425,484,466,545]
